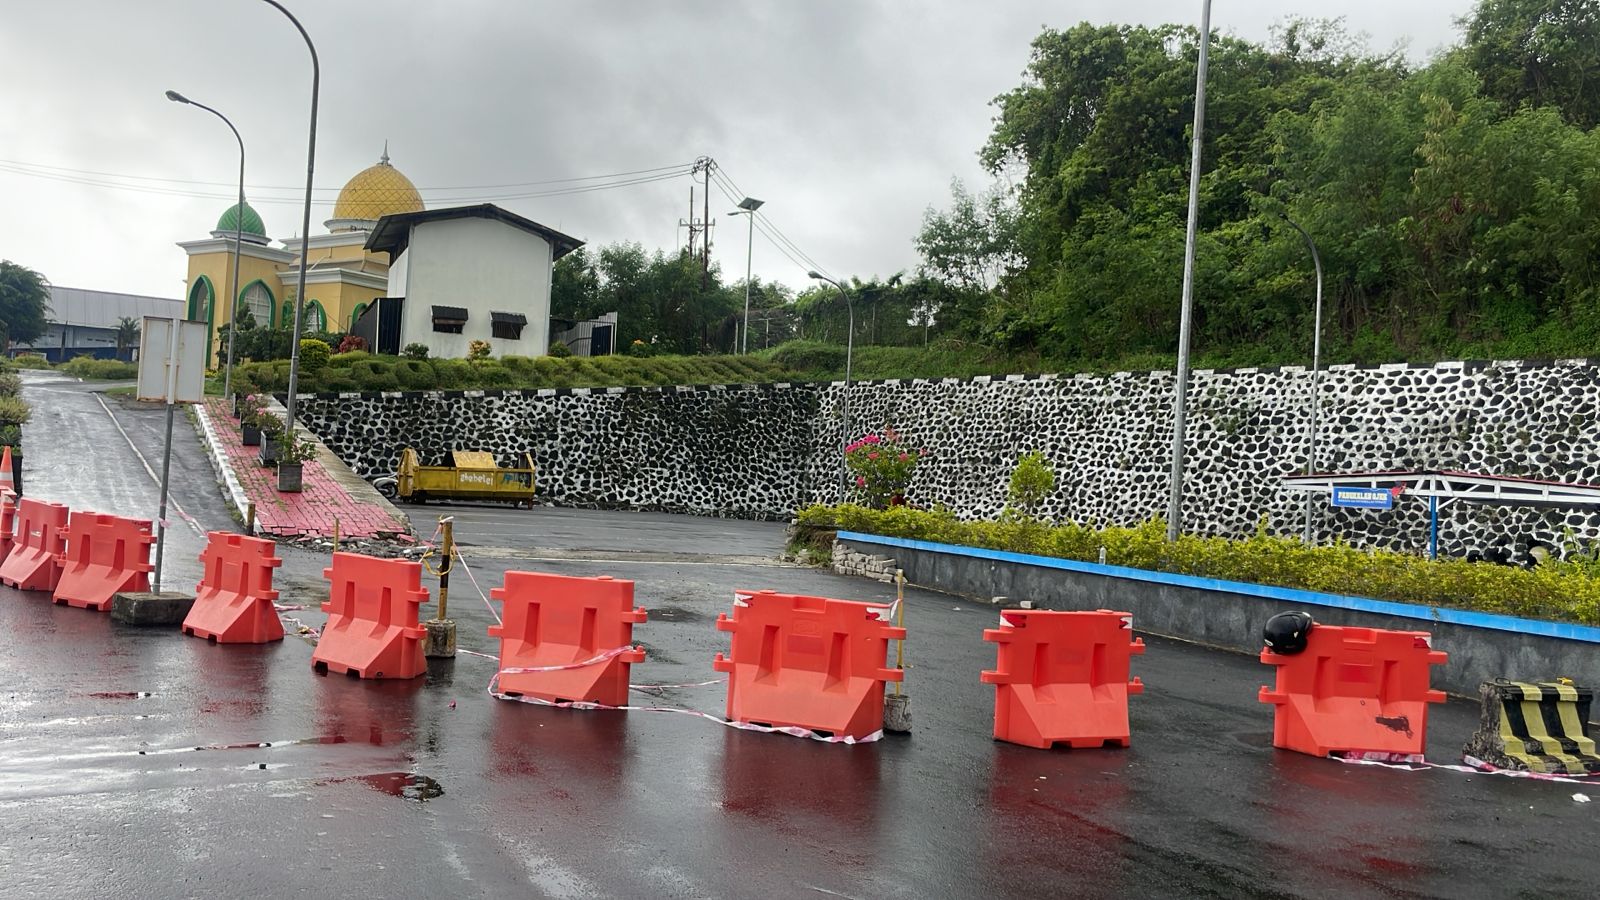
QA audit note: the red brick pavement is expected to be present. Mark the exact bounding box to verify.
[205,398,408,540]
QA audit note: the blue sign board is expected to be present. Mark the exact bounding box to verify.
[1331,486,1394,510]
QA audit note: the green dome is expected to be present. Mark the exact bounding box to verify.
[216,201,266,238]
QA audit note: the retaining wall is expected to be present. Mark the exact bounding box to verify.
[292,357,1600,553]
[835,531,1600,698]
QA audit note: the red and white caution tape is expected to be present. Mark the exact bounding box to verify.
[1332,752,1600,783]
[487,674,881,744]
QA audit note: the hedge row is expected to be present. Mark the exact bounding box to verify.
[238,351,795,393]
[60,357,138,380]
[796,504,1600,626]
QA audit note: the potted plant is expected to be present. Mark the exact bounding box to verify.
[256,415,285,466]
[239,395,265,445]
[276,436,316,492]
[844,427,923,510]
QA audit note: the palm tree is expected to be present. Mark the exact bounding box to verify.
[114,317,140,361]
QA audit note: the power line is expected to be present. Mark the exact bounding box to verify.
[703,173,813,274]
[708,168,831,278]
[0,157,696,195]
[0,162,693,206]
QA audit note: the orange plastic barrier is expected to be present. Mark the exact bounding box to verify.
[53,512,154,611]
[981,609,1145,749]
[713,590,905,740]
[311,552,428,679]
[183,532,285,643]
[0,491,15,567]
[1258,624,1448,758]
[0,498,69,592]
[488,571,646,705]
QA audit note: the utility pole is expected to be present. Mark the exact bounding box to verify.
[691,156,715,285]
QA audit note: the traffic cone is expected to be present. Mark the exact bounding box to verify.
[0,446,15,497]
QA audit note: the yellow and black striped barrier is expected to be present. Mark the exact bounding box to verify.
[1463,679,1600,775]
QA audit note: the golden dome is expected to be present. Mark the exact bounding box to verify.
[331,149,424,223]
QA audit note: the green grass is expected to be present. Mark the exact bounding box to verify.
[237,351,795,394]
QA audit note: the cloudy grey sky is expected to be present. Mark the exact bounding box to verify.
[1,1,1474,300]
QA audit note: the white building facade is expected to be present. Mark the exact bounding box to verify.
[365,204,583,359]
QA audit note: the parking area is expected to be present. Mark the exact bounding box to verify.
[3,375,1598,897]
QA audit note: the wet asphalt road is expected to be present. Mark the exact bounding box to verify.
[3,372,1599,898]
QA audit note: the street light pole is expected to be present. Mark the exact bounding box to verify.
[1165,0,1213,542]
[259,0,318,440]
[165,90,244,400]
[809,271,854,501]
[728,197,764,353]
[1281,214,1324,544]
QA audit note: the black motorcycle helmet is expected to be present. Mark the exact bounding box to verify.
[1262,611,1315,655]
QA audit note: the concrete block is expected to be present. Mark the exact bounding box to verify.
[111,591,196,626]
[424,618,457,658]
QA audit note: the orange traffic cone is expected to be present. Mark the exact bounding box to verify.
[0,446,14,496]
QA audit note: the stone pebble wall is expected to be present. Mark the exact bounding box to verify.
[294,384,818,521]
[293,358,1600,555]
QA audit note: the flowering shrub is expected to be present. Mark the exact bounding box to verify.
[845,427,922,509]
[337,334,368,354]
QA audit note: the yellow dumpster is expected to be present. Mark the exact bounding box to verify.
[395,448,536,507]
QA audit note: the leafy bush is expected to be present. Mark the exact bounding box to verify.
[0,396,30,427]
[60,356,137,380]
[845,428,921,508]
[0,371,21,397]
[10,354,51,370]
[1006,451,1055,518]
[626,339,654,358]
[331,350,371,365]
[337,334,367,354]
[467,339,492,362]
[402,343,430,360]
[769,339,846,374]
[797,505,1600,625]
[299,338,331,373]
[547,341,573,358]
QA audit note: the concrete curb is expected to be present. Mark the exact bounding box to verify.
[835,531,1600,699]
[193,403,253,533]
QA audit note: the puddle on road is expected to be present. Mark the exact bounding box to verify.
[650,606,710,623]
[331,772,445,802]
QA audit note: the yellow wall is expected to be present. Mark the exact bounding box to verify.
[185,248,285,363]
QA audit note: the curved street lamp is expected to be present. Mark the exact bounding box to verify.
[165,90,245,400]
[1281,213,1325,545]
[808,271,854,500]
[257,0,319,440]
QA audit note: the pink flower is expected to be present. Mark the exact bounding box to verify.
[898,452,909,462]
[863,434,881,444]
[855,475,867,487]
[868,451,879,460]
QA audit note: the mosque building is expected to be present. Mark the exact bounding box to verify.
[177,149,583,362]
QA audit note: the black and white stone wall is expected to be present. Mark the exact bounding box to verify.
[296,384,818,520]
[293,358,1600,555]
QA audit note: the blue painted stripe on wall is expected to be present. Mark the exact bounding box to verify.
[836,530,1600,645]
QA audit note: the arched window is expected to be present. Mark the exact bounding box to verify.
[186,277,213,323]
[240,282,274,328]
[302,301,326,333]
[350,302,368,331]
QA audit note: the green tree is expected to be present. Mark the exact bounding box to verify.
[0,261,51,350]
[114,316,141,361]
[1464,0,1600,129]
